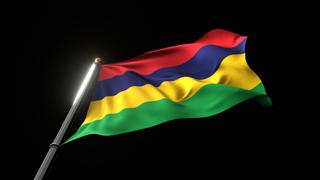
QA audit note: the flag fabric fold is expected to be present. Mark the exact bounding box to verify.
[65,29,271,143]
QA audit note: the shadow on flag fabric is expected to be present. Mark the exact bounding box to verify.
[65,29,272,143]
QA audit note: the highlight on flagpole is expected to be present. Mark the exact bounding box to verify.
[73,57,101,105]
[34,57,101,180]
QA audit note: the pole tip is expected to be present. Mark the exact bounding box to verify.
[94,57,102,64]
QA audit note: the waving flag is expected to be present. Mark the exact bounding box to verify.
[66,29,271,143]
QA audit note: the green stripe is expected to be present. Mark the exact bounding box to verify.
[65,83,271,143]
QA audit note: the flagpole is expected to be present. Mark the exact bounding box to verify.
[34,58,101,180]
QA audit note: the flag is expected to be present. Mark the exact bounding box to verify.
[66,29,271,143]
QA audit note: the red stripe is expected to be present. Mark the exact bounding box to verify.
[99,29,246,81]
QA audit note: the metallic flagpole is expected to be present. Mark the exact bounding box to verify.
[34,58,101,180]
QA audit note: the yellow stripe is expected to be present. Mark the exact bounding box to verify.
[82,53,261,125]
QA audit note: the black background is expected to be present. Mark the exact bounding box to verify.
[14,1,305,179]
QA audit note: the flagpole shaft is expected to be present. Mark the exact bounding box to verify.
[34,97,83,180]
[34,146,58,180]
[34,58,101,180]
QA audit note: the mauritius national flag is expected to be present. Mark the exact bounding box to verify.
[66,29,271,143]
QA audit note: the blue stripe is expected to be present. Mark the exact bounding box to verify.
[92,39,246,101]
